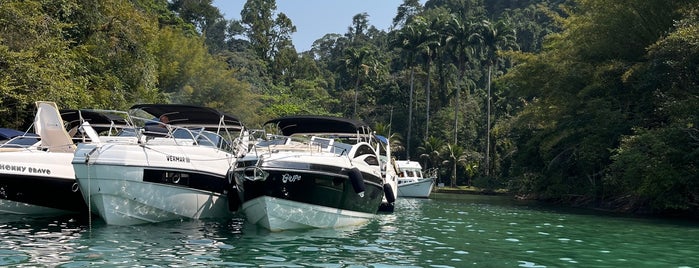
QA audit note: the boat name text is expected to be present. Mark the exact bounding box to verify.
[166,155,191,163]
[0,164,51,175]
[282,173,301,183]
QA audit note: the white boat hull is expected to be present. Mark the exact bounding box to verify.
[397,177,434,198]
[76,164,232,225]
[242,196,376,232]
[73,142,235,225]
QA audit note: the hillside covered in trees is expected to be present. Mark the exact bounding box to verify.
[1,0,697,217]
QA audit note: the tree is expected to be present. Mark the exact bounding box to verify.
[391,18,429,159]
[392,0,424,29]
[240,0,296,63]
[418,136,445,170]
[168,0,228,53]
[342,46,374,118]
[444,15,479,145]
[474,18,518,176]
[443,143,467,187]
[0,0,88,128]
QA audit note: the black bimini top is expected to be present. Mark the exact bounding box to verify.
[61,109,130,134]
[265,115,370,136]
[129,104,244,130]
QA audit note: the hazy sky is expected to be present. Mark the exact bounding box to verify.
[212,0,414,52]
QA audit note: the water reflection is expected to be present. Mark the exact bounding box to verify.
[0,215,83,267]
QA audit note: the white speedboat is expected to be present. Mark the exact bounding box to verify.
[72,104,248,225]
[231,115,386,231]
[0,101,83,214]
[395,160,435,198]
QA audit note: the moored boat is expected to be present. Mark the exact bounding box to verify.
[231,115,385,231]
[0,102,83,214]
[395,160,435,198]
[72,104,248,225]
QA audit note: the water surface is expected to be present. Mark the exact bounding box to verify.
[1,194,697,267]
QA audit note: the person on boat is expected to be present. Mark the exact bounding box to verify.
[159,114,170,127]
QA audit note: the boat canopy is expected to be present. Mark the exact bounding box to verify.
[265,115,371,136]
[129,104,244,130]
[61,109,130,134]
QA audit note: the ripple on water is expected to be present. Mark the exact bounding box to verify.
[0,249,29,266]
[518,260,546,267]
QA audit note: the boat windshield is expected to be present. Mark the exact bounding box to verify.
[0,136,40,148]
[168,128,231,151]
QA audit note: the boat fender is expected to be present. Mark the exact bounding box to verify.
[226,173,242,212]
[227,188,242,212]
[348,167,366,195]
[383,183,396,203]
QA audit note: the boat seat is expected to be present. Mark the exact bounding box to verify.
[34,101,76,153]
[310,136,334,152]
[143,125,170,137]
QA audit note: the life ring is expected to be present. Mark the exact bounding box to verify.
[383,183,396,203]
[348,167,366,194]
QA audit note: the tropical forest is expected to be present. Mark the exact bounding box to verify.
[0,0,697,217]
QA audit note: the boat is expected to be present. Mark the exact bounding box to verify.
[0,101,83,214]
[230,115,386,231]
[395,160,435,198]
[71,104,248,225]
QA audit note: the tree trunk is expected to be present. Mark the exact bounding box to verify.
[485,64,492,176]
[425,58,432,138]
[451,160,457,187]
[407,66,415,159]
[353,72,360,118]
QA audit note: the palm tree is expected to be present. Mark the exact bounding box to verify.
[421,12,445,139]
[418,136,445,170]
[343,46,373,118]
[373,121,405,156]
[444,15,479,145]
[475,18,518,176]
[443,143,467,187]
[390,18,430,159]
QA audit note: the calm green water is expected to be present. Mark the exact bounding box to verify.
[1,194,698,267]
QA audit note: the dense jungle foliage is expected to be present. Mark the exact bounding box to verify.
[1,0,697,216]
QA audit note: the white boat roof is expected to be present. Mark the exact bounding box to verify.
[395,160,422,170]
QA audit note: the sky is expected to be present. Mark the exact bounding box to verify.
[212,0,412,52]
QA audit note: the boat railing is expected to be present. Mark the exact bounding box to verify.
[424,167,439,179]
[252,134,353,157]
[128,115,244,154]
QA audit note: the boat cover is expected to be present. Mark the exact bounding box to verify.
[0,128,29,140]
[129,104,244,130]
[265,115,370,136]
[61,109,130,134]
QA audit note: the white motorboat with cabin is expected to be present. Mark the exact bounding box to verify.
[72,104,248,225]
[230,115,386,231]
[395,160,435,198]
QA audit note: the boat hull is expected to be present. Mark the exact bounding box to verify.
[243,196,376,232]
[235,158,384,231]
[397,177,434,198]
[73,143,235,225]
[0,152,85,214]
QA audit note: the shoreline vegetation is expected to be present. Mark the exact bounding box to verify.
[432,185,699,220]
